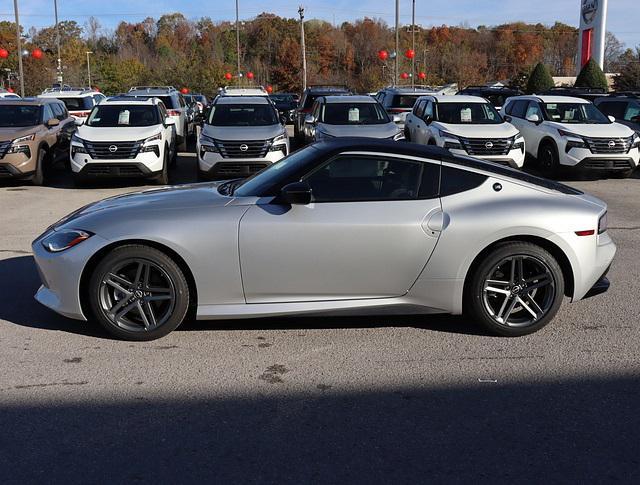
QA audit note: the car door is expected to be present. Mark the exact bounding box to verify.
[415,101,435,145]
[522,101,545,156]
[50,103,74,159]
[405,99,423,139]
[505,100,531,155]
[238,153,443,303]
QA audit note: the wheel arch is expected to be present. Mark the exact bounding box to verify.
[79,238,198,321]
[536,136,558,159]
[462,235,575,304]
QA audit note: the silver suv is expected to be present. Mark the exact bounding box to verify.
[126,86,191,149]
[375,86,446,126]
[197,95,289,180]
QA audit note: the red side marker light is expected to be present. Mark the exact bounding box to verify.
[575,230,595,236]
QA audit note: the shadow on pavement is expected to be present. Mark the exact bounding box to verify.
[1,375,638,483]
[0,255,486,339]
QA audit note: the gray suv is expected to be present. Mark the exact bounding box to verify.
[375,86,444,126]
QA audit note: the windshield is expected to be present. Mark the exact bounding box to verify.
[436,102,503,124]
[208,104,279,127]
[391,95,420,109]
[86,105,160,127]
[321,102,390,125]
[270,95,294,103]
[58,97,93,111]
[0,105,42,127]
[543,102,610,124]
[232,147,319,197]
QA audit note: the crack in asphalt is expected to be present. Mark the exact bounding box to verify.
[0,249,31,255]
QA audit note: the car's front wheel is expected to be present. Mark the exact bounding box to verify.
[88,245,190,341]
[467,242,564,336]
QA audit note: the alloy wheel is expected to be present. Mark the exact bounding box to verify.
[482,255,556,328]
[98,258,176,332]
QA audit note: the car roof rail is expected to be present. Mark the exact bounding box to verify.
[607,91,640,98]
[128,86,176,92]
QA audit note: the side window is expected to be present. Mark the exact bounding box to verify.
[158,103,167,120]
[424,101,434,120]
[624,102,640,122]
[525,101,543,119]
[51,103,66,120]
[510,100,529,119]
[311,100,321,119]
[42,104,55,123]
[178,95,186,108]
[303,155,439,202]
[413,100,425,117]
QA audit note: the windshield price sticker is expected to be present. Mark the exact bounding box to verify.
[118,110,131,125]
[460,108,472,122]
[348,108,360,122]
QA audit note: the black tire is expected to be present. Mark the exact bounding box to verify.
[88,245,190,341]
[466,242,565,337]
[404,128,411,141]
[30,148,46,186]
[612,168,635,179]
[170,140,178,167]
[294,122,303,142]
[537,141,559,177]
[154,150,169,185]
[178,133,187,152]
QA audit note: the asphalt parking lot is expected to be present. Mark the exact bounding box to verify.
[1,139,639,483]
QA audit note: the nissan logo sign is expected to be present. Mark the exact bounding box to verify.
[582,0,598,24]
[485,141,494,149]
[608,140,616,148]
[239,144,249,152]
[108,145,118,153]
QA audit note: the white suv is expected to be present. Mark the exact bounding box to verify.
[405,95,525,168]
[39,88,106,125]
[502,95,640,177]
[197,95,289,180]
[70,97,177,185]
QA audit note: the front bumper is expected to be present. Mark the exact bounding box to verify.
[70,149,164,177]
[448,147,525,168]
[560,145,640,169]
[32,232,110,321]
[198,149,286,179]
[0,161,35,179]
[0,147,37,178]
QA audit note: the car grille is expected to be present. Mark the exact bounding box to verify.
[211,163,268,177]
[213,140,269,159]
[459,137,512,156]
[0,141,11,159]
[583,136,634,154]
[84,141,142,160]
[84,164,147,177]
[582,159,633,170]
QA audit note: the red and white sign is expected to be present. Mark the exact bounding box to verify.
[577,0,608,72]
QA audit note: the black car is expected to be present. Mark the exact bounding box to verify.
[456,86,523,110]
[594,93,640,133]
[539,87,608,103]
[269,93,298,123]
[294,85,351,141]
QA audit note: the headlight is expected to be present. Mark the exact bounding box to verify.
[41,229,92,253]
[512,133,525,151]
[199,133,216,146]
[71,133,84,145]
[13,133,35,144]
[143,132,162,144]
[439,130,462,149]
[558,129,587,151]
[272,134,287,145]
[269,133,288,152]
[632,133,640,149]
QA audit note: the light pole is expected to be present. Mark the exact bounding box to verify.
[394,0,399,86]
[411,0,415,88]
[235,0,241,81]
[53,0,62,84]
[299,6,307,91]
[86,51,93,87]
[13,0,25,97]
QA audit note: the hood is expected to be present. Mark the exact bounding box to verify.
[0,125,43,142]
[52,183,230,230]
[318,122,400,139]
[544,121,635,138]
[202,124,285,141]
[77,125,163,142]
[436,121,519,138]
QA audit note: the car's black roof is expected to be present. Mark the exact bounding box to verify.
[310,138,581,195]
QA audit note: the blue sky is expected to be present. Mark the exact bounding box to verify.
[4,0,640,48]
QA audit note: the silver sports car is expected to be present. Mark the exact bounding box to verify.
[33,139,615,340]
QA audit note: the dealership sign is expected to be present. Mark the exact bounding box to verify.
[577,0,608,73]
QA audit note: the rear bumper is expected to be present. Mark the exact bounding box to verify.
[583,274,610,299]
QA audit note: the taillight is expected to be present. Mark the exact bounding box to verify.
[389,108,408,114]
[598,212,608,234]
[167,110,181,116]
[575,230,595,237]
[72,111,91,117]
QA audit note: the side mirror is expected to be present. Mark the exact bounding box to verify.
[423,115,433,124]
[607,115,616,123]
[46,118,60,128]
[165,117,176,126]
[503,115,513,122]
[280,181,312,205]
[304,113,315,124]
[280,115,287,125]
[526,113,541,123]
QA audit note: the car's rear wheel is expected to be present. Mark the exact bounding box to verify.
[538,141,559,176]
[88,245,190,341]
[467,242,564,336]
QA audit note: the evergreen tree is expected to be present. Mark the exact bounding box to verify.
[526,63,555,94]
[575,58,609,90]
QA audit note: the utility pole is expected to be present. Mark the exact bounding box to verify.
[411,0,415,88]
[13,0,24,97]
[54,0,62,84]
[394,0,399,86]
[86,51,93,87]
[299,6,307,91]
[235,0,241,81]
